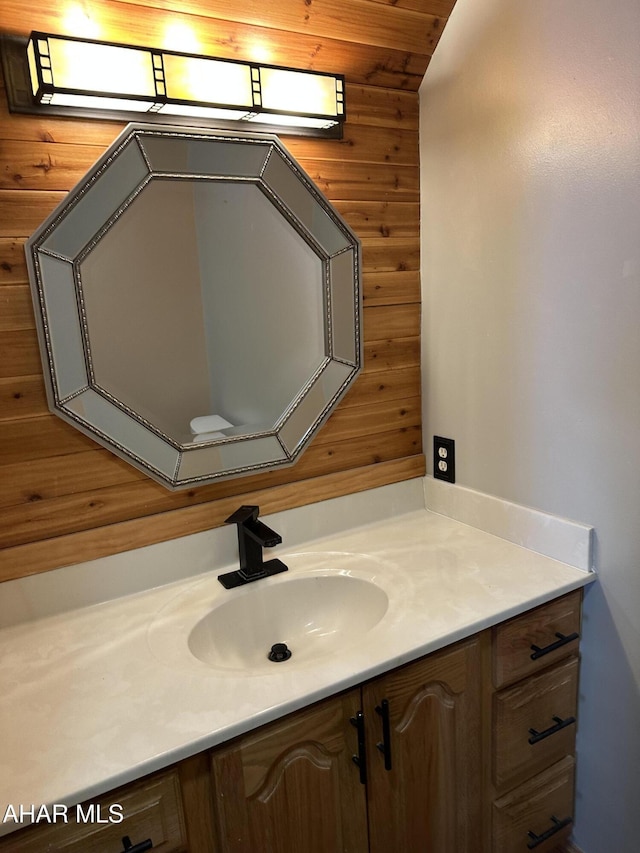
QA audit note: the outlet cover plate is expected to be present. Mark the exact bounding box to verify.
[433,436,455,483]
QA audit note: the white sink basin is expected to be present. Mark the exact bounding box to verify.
[187,573,389,671]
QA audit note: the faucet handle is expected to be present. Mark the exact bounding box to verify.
[224,505,259,525]
[218,503,287,589]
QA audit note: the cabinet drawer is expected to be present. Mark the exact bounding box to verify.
[0,771,186,853]
[494,657,578,791]
[493,756,575,853]
[493,590,582,688]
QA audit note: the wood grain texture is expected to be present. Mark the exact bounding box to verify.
[0,457,426,581]
[490,595,583,853]
[0,0,454,577]
[493,590,583,688]
[0,284,34,329]
[363,271,421,305]
[0,238,29,284]
[0,375,46,421]
[0,420,422,547]
[0,428,422,512]
[0,770,187,853]
[493,657,579,793]
[492,757,575,853]
[209,690,369,853]
[363,636,485,852]
[107,0,446,55]
[0,329,42,378]
[0,4,432,90]
[177,753,218,852]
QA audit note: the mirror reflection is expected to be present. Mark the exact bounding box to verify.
[81,179,326,444]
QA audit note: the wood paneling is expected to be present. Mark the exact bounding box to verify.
[0,285,34,329]
[0,375,46,421]
[0,457,425,581]
[0,329,42,378]
[0,4,432,90]
[108,0,445,55]
[0,0,455,578]
[363,271,421,305]
[0,238,29,284]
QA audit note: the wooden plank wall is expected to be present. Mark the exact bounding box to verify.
[0,0,456,582]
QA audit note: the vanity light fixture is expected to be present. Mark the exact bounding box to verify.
[0,31,346,138]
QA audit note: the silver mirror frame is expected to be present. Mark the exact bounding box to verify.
[25,124,361,490]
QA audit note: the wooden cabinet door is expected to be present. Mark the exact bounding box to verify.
[363,635,485,853]
[209,689,368,853]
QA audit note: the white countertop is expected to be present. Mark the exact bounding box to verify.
[0,502,595,837]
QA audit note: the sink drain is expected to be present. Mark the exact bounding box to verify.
[268,642,292,662]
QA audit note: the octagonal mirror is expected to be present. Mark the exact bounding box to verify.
[26,124,361,489]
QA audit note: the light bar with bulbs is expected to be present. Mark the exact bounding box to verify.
[1,31,346,138]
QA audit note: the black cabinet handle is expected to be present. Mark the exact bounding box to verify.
[120,836,153,852]
[530,631,579,660]
[375,699,392,771]
[527,815,572,849]
[528,714,576,745]
[350,711,367,785]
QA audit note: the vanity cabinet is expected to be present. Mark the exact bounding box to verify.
[209,634,485,853]
[0,592,583,853]
[490,590,582,853]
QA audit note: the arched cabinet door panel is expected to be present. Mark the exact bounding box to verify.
[209,689,369,853]
[363,635,485,853]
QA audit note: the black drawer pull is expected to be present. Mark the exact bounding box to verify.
[350,711,367,785]
[375,699,392,771]
[527,815,572,849]
[530,631,579,660]
[528,714,576,745]
[121,836,153,852]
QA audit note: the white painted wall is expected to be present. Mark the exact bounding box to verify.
[419,1,640,850]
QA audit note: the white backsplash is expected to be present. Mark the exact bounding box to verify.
[0,475,593,629]
[424,476,593,573]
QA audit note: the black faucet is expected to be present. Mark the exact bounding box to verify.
[218,505,288,589]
